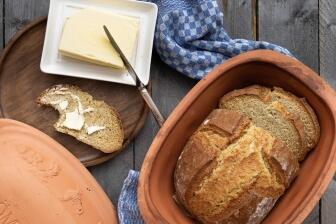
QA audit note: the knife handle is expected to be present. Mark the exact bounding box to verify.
[139,87,165,127]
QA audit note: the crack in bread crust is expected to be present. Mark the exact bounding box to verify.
[187,126,284,221]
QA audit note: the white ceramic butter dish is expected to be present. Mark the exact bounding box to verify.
[41,0,158,86]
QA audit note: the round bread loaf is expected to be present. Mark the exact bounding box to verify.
[174,109,299,224]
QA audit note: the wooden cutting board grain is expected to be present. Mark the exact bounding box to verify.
[0,17,149,166]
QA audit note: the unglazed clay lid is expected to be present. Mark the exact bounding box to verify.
[0,119,117,223]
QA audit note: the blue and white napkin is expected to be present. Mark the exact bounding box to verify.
[149,0,291,79]
[118,170,143,224]
[118,0,292,223]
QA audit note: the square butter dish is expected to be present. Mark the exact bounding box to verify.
[41,0,158,86]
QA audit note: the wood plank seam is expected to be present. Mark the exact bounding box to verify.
[318,0,321,223]
[252,0,258,40]
[1,0,4,49]
[221,0,254,39]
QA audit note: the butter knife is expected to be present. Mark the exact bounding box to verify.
[103,25,165,127]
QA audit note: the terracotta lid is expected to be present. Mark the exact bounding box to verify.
[0,119,117,223]
[138,50,336,223]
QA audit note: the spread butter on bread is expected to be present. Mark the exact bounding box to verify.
[37,84,124,153]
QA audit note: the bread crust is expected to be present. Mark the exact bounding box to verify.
[271,87,320,149]
[174,109,249,207]
[174,133,219,206]
[264,139,299,187]
[174,109,299,224]
[270,101,307,161]
[37,84,82,106]
[219,85,271,104]
[299,98,320,147]
[202,137,298,224]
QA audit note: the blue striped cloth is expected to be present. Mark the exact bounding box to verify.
[117,0,292,223]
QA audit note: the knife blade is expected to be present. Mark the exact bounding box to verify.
[103,25,165,127]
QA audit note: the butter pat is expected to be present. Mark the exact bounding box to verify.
[87,126,106,135]
[55,91,96,131]
[59,100,69,110]
[59,8,139,69]
[49,100,69,111]
[62,109,85,131]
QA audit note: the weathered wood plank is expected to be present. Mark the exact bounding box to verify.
[304,203,320,224]
[320,0,336,88]
[89,144,134,205]
[258,0,320,223]
[221,0,255,39]
[4,0,49,43]
[134,53,196,170]
[320,1,336,223]
[259,0,319,72]
[0,1,3,49]
[321,180,336,224]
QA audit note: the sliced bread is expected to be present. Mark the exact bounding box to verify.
[174,109,299,223]
[270,87,320,149]
[219,85,317,161]
[37,84,124,153]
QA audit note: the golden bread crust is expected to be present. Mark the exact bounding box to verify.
[175,109,299,224]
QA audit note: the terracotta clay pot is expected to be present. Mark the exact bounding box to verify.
[0,119,118,223]
[138,50,336,223]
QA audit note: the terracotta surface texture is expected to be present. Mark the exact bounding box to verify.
[138,50,336,224]
[0,119,118,223]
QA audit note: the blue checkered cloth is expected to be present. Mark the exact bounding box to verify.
[118,170,143,224]
[148,0,291,79]
[117,0,292,223]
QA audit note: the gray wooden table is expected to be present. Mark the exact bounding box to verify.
[1,0,335,223]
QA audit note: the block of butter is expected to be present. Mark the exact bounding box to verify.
[59,8,139,69]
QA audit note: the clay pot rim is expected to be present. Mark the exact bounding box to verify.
[138,49,336,223]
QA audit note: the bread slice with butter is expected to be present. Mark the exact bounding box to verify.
[37,84,124,153]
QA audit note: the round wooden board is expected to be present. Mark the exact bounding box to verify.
[0,17,149,167]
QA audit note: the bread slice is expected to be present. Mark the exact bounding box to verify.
[219,85,309,161]
[37,84,124,153]
[174,109,299,224]
[270,87,320,149]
